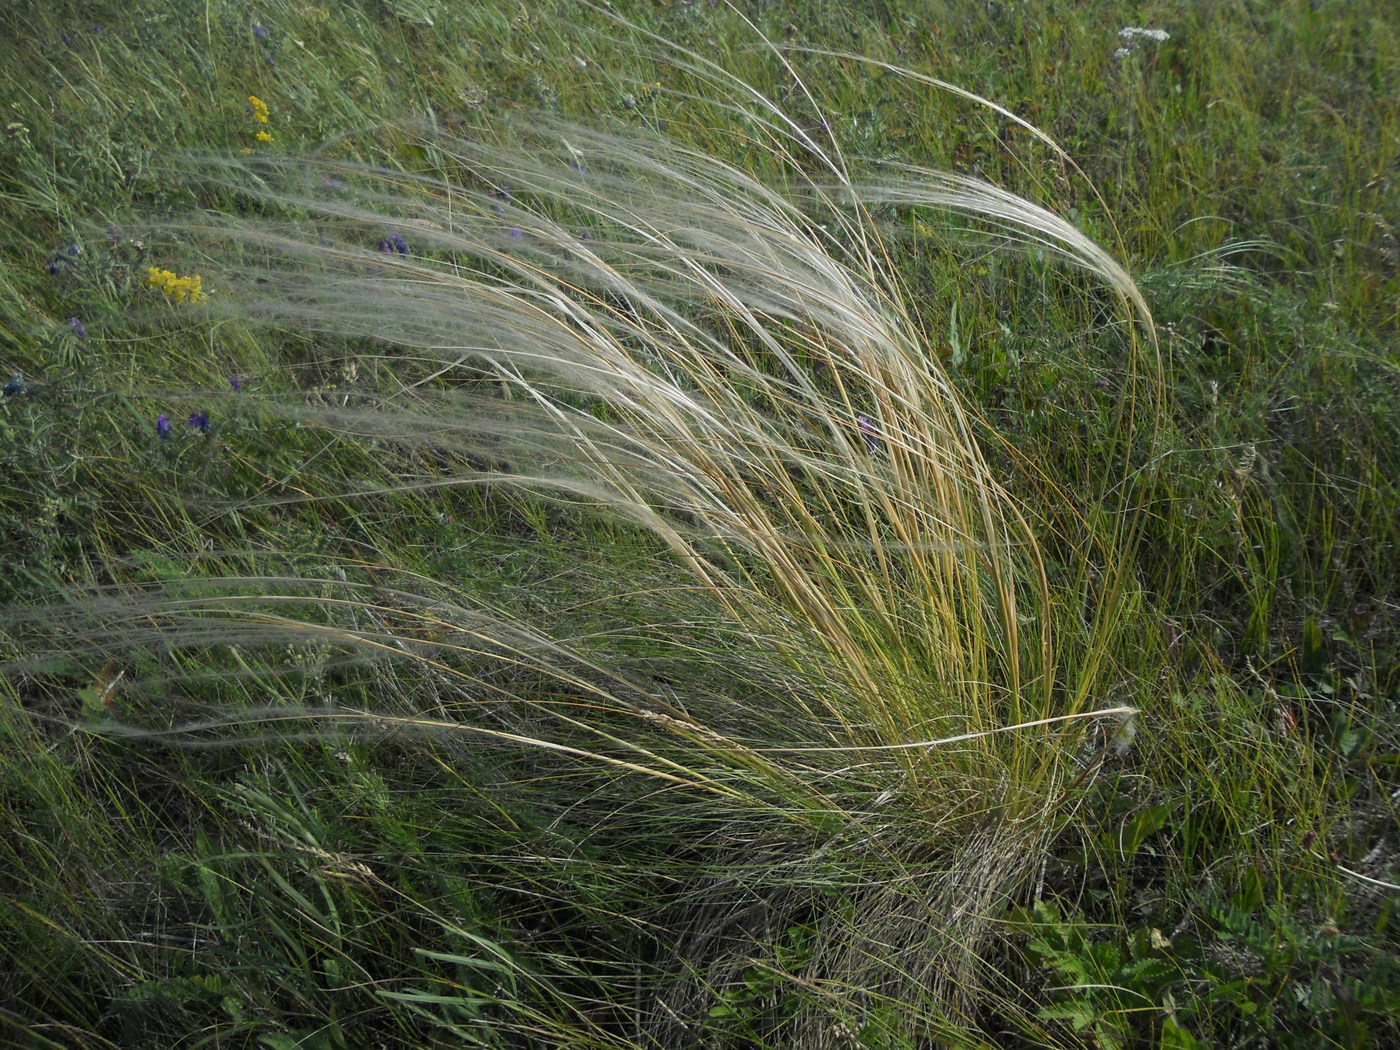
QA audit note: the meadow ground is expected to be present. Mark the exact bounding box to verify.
[0,2,1396,1047]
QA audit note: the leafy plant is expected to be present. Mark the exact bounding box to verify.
[708,924,815,1038]
[1019,900,1186,1049]
[1019,889,1399,1049]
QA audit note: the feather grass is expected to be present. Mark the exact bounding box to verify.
[3,34,1158,1041]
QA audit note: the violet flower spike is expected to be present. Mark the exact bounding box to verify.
[858,414,880,454]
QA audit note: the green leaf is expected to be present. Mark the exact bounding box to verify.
[379,989,493,1010]
[1118,957,1176,990]
[1091,1018,1128,1050]
[415,947,517,977]
[1301,616,1326,675]
[1039,1000,1097,1031]
[1161,1019,1206,1049]
[1120,803,1174,861]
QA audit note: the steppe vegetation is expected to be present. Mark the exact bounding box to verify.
[1,1,1396,1046]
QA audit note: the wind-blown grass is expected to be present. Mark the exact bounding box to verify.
[7,3,1393,1047]
[2,37,1156,1044]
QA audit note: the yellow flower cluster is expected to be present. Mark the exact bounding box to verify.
[247,94,273,143]
[146,266,206,304]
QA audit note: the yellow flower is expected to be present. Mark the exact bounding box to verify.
[255,130,274,143]
[146,266,206,304]
[247,95,269,123]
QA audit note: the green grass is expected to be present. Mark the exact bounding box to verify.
[1,1,1396,1048]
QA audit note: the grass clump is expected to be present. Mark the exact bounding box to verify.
[13,99,1146,1045]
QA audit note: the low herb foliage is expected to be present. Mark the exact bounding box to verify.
[1,1,1395,1048]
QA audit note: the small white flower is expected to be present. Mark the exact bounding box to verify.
[1114,47,1133,60]
[1119,26,1170,43]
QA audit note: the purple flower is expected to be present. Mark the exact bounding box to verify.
[3,373,26,397]
[229,375,243,392]
[507,227,523,239]
[156,414,172,439]
[857,414,880,454]
[569,158,587,174]
[389,232,408,255]
[48,244,80,275]
[188,411,211,434]
[252,22,268,40]
[69,317,87,337]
